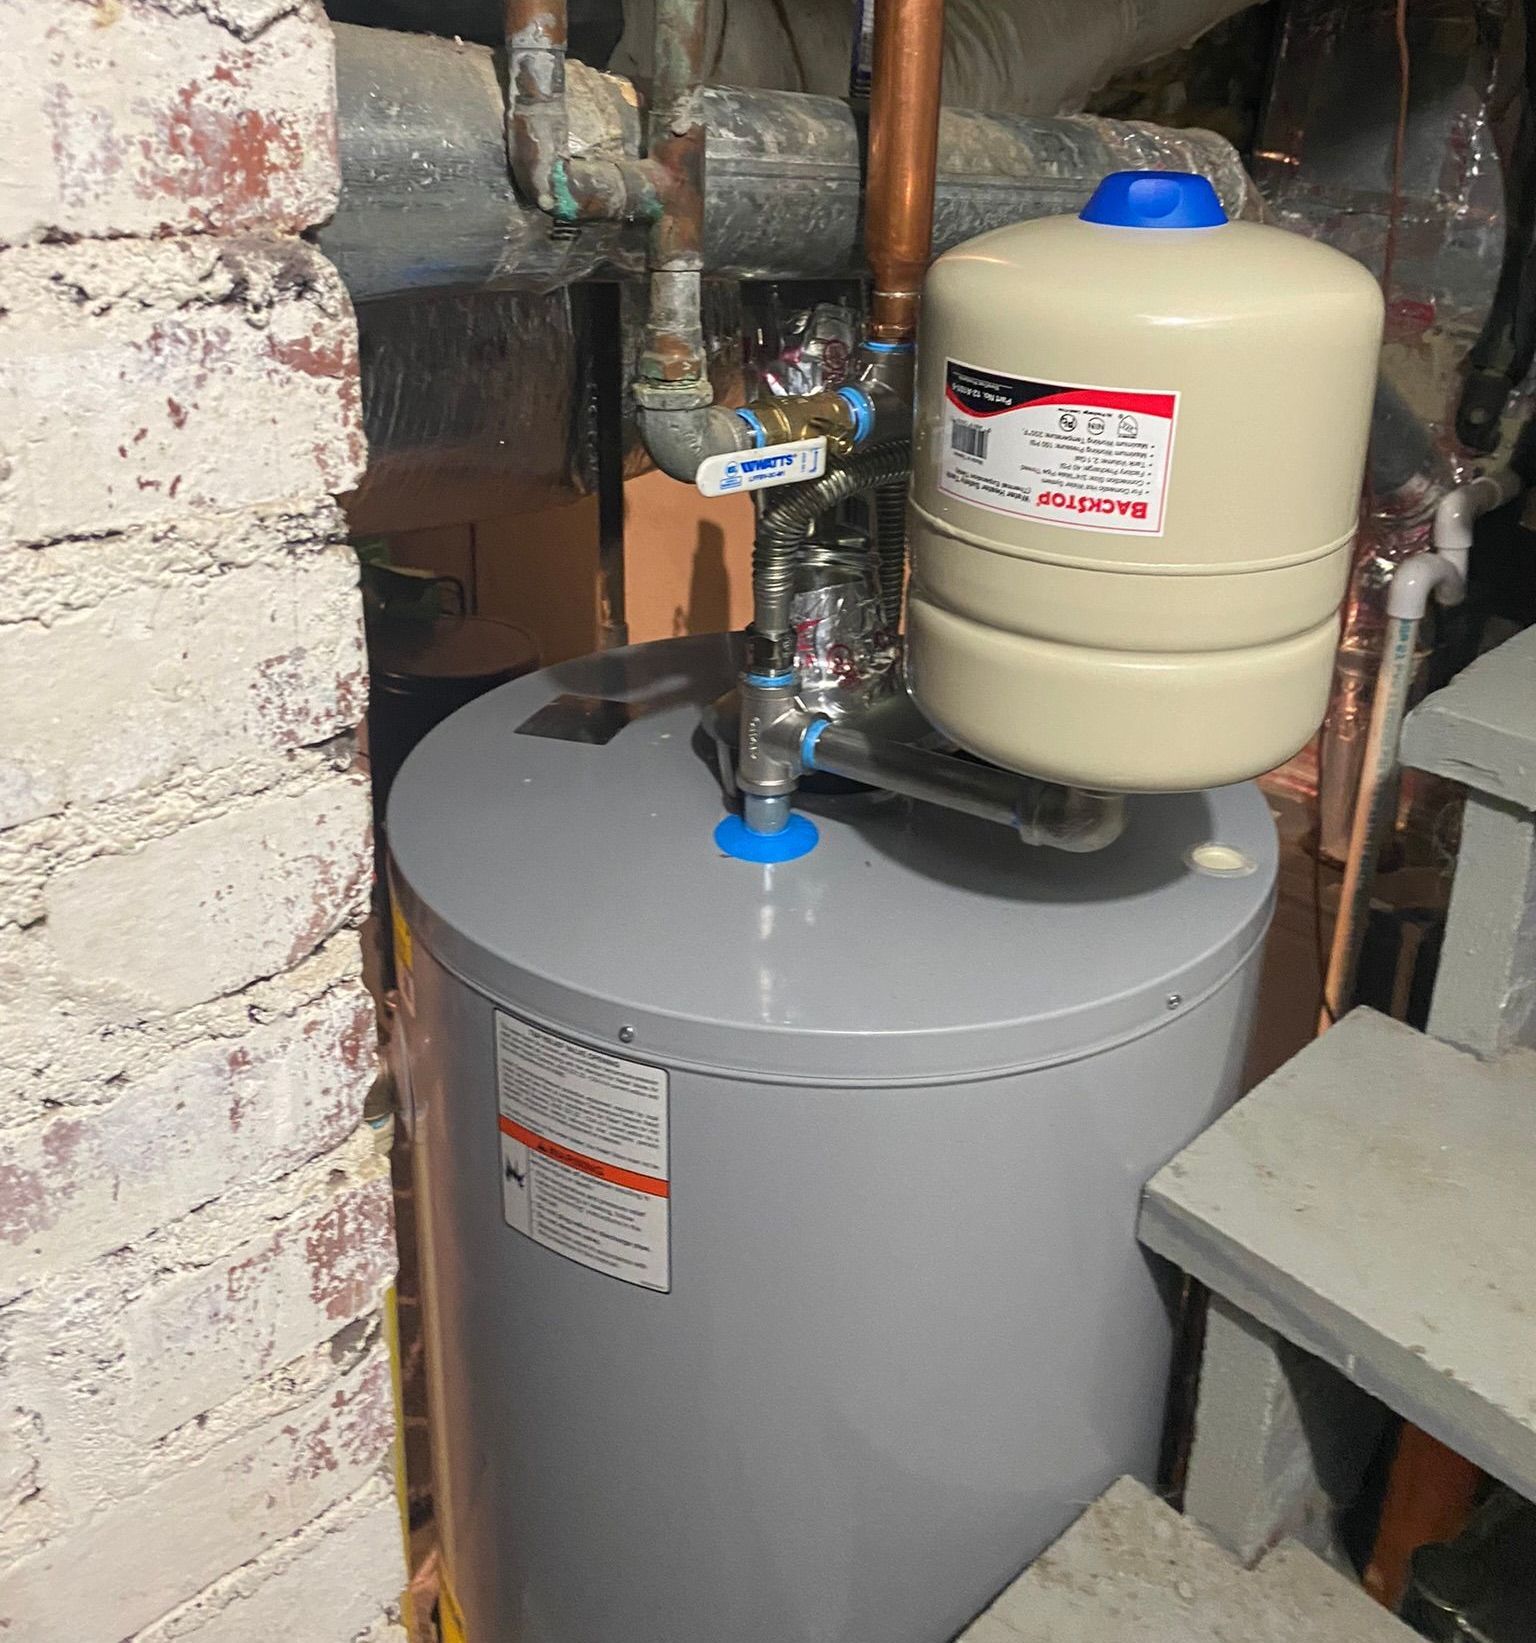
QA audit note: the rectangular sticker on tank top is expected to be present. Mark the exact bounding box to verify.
[493,1012,671,1292]
[938,360,1178,536]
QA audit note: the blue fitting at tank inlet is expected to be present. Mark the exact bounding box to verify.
[744,670,795,688]
[714,813,819,863]
[736,408,768,448]
[800,717,831,771]
[863,340,915,354]
[836,387,875,445]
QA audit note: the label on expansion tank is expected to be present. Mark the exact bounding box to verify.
[939,360,1178,535]
[494,1012,670,1292]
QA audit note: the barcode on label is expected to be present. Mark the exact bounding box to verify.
[950,419,989,459]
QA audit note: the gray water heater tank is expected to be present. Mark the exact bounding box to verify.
[388,635,1276,1643]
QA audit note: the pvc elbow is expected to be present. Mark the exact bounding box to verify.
[1387,551,1465,620]
[1432,470,1520,569]
[637,405,752,483]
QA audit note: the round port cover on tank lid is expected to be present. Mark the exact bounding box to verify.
[1079,170,1229,230]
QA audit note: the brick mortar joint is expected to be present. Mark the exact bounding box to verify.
[0,529,360,628]
[0,755,369,898]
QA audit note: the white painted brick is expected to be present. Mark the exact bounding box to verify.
[0,0,338,245]
[0,1336,394,1643]
[0,237,365,545]
[43,773,371,1014]
[0,979,376,1301]
[0,1136,392,1515]
[0,903,359,1115]
[0,549,364,822]
[0,1406,42,1542]
[122,1167,395,1440]
[2,499,346,627]
[129,1476,404,1643]
[0,977,375,1302]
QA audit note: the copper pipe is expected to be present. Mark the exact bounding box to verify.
[1364,1425,1482,1611]
[636,0,709,390]
[503,0,710,392]
[503,0,666,223]
[865,0,947,342]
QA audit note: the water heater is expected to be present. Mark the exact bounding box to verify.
[907,170,1384,792]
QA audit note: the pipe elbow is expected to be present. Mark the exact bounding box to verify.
[1432,470,1520,565]
[637,404,751,483]
[1386,551,1465,620]
[1016,785,1127,854]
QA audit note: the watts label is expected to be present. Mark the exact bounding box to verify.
[939,360,1178,536]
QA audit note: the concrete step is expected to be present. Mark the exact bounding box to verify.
[1138,1007,1536,1503]
[958,1476,1412,1641]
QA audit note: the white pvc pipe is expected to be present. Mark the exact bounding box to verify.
[1320,468,1520,1031]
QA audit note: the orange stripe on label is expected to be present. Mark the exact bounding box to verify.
[498,1116,670,1198]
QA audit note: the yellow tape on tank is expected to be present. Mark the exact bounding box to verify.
[439,1574,469,1643]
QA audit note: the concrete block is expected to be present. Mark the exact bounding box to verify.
[0,1336,394,1643]
[1425,794,1536,1058]
[42,774,371,1014]
[1140,1008,1536,1504]
[0,547,364,822]
[1401,624,1536,810]
[960,1476,1411,1641]
[0,977,373,1299]
[1185,1295,1387,1566]
[0,237,364,546]
[0,0,338,244]
[128,1476,403,1643]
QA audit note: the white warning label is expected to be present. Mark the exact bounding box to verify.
[938,358,1178,536]
[494,1013,670,1292]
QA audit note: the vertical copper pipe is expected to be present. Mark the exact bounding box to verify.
[1364,1426,1482,1611]
[504,0,571,213]
[865,0,947,342]
[637,0,710,390]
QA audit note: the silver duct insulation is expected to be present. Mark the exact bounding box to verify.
[323,23,1258,302]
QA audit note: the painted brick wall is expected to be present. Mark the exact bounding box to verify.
[0,3,403,1638]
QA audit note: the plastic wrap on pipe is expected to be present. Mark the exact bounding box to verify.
[323,25,1260,300]
[611,0,1260,112]
[345,289,589,524]
[700,86,1260,279]
[1253,0,1506,852]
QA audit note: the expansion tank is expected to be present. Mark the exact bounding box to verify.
[389,635,1277,1643]
[908,170,1383,791]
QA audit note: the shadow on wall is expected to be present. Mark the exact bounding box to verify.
[625,470,753,647]
[679,520,731,638]
[357,471,753,665]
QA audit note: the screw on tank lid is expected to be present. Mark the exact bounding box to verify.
[1079,170,1228,230]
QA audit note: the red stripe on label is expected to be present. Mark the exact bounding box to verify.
[1022,388,1176,418]
[946,386,1175,419]
[498,1115,670,1198]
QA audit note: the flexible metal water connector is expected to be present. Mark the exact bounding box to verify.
[751,443,912,670]
[801,720,1127,853]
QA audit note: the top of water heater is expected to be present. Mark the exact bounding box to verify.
[1078,170,1229,230]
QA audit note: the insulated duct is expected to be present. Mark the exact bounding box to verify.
[328,0,1261,113]
[612,0,1260,111]
[322,23,1259,302]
